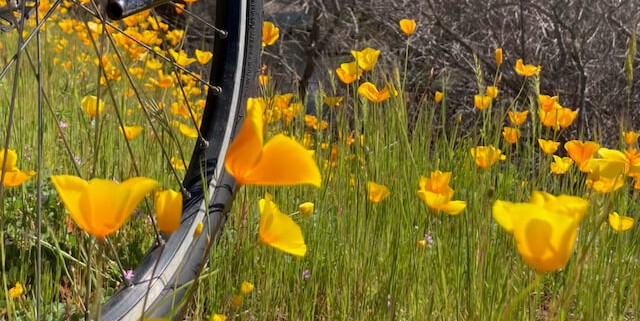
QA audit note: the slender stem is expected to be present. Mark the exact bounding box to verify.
[84,237,93,321]
[92,239,105,321]
[502,272,545,320]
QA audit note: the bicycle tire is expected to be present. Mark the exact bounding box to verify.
[100,0,262,319]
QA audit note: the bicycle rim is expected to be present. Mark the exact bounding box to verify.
[100,0,262,319]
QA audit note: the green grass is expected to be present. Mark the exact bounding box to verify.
[1,7,640,321]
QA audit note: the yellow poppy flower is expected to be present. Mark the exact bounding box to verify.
[538,94,559,112]
[550,155,573,175]
[564,140,600,172]
[298,202,314,217]
[0,149,36,187]
[351,47,380,72]
[322,96,343,107]
[486,86,499,99]
[0,149,19,172]
[508,110,529,126]
[434,91,444,104]
[258,75,270,86]
[194,221,203,237]
[169,49,196,67]
[473,95,492,110]
[81,95,105,118]
[624,148,640,169]
[240,281,254,295]
[416,171,466,215]
[194,49,213,65]
[212,314,227,321]
[554,107,578,129]
[9,282,23,298]
[335,61,363,84]
[258,194,306,257]
[50,176,159,239]
[538,139,560,155]
[492,191,588,272]
[367,181,390,203]
[585,157,625,194]
[514,59,541,77]
[358,82,390,103]
[176,122,198,138]
[495,48,503,65]
[154,189,182,233]
[608,212,634,232]
[470,145,506,170]
[262,21,279,47]
[170,156,187,170]
[623,130,639,145]
[118,125,143,140]
[502,127,521,144]
[145,58,163,70]
[399,19,416,35]
[224,98,321,187]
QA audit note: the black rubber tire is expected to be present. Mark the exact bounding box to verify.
[100,0,262,319]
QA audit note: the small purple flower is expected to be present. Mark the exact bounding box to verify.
[123,269,134,281]
[59,121,69,129]
[426,234,434,245]
[302,269,311,280]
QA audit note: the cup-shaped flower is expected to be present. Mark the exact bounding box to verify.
[322,96,343,107]
[486,86,499,99]
[416,171,466,215]
[259,194,306,257]
[550,156,573,175]
[473,95,492,110]
[336,61,363,85]
[9,282,23,298]
[119,125,143,140]
[367,181,390,203]
[538,139,560,155]
[50,175,159,239]
[596,148,640,176]
[608,212,634,232]
[538,94,559,112]
[154,189,183,233]
[495,48,503,66]
[195,49,213,65]
[515,59,541,77]
[539,106,578,130]
[434,91,444,104]
[358,82,390,103]
[351,47,380,72]
[81,95,105,118]
[0,149,36,187]
[508,110,529,126]
[564,140,600,172]
[169,49,196,67]
[502,127,521,144]
[298,202,314,217]
[623,130,639,145]
[240,281,254,295]
[399,19,416,35]
[262,21,280,47]
[492,191,588,272]
[470,145,506,170]
[224,98,321,187]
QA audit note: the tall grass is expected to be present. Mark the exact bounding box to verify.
[1,9,640,321]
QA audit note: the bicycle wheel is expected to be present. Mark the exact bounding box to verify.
[0,0,261,319]
[101,0,262,319]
